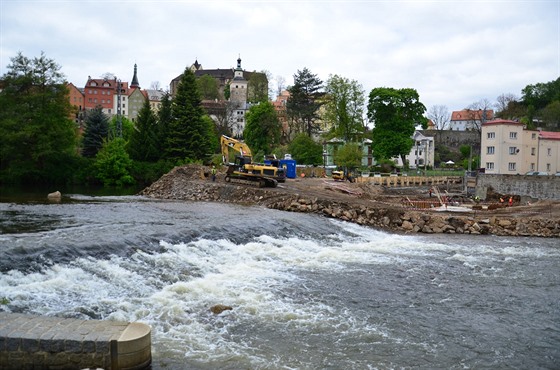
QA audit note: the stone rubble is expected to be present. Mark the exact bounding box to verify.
[139,165,560,238]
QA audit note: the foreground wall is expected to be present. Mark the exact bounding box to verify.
[0,313,151,370]
[476,174,560,200]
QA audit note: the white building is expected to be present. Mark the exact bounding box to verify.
[394,131,435,170]
[449,109,494,131]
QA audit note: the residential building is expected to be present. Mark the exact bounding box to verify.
[449,109,494,131]
[272,90,290,142]
[112,80,130,118]
[480,119,560,174]
[324,138,373,168]
[66,82,85,131]
[128,87,146,121]
[84,77,121,115]
[146,89,166,113]
[393,131,435,170]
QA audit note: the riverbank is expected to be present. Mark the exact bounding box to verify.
[139,165,560,238]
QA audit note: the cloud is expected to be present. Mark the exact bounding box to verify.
[1,0,558,111]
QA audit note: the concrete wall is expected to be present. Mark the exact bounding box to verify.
[476,174,560,200]
[0,313,151,370]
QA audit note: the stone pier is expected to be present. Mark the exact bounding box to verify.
[0,313,151,370]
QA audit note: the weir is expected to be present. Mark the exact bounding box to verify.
[0,312,151,370]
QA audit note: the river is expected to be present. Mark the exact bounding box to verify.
[0,194,558,369]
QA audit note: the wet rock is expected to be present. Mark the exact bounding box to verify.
[210,304,233,315]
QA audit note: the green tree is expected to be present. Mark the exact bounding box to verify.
[0,52,78,183]
[287,133,323,165]
[197,74,219,100]
[248,71,269,104]
[287,68,323,137]
[167,67,213,162]
[157,92,173,159]
[540,100,560,130]
[94,138,134,187]
[521,77,560,125]
[323,74,366,141]
[334,142,362,170]
[243,102,281,155]
[128,98,159,161]
[82,106,110,158]
[367,87,426,165]
[109,115,134,141]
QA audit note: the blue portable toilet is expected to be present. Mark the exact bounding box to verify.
[280,158,297,179]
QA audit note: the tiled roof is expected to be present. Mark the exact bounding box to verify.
[482,119,524,126]
[540,131,560,140]
[451,109,494,121]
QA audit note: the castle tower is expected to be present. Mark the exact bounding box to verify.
[230,56,247,104]
[130,63,140,88]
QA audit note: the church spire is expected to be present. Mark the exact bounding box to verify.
[130,63,140,88]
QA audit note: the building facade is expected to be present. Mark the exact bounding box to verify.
[84,77,121,115]
[170,57,267,137]
[449,109,494,131]
[480,119,560,174]
[66,82,85,131]
[393,131,435,170]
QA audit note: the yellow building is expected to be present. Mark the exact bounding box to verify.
[481,119,560,175]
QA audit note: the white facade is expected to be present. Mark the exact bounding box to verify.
[394,131,435,170]
[449,109,494,131]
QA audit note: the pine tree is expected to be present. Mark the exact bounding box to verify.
[128,99,159,161]
[82,106,109,158]
[157,93,172,159]
[167,68,213,162]
[287,68,323,137]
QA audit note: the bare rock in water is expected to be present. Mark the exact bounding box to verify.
[210,304,233,315]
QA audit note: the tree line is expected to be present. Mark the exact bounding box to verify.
[1,52,558,186]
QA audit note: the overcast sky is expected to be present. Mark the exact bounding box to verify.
[1,0,558,112]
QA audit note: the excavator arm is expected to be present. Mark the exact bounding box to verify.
[221,135,253,164]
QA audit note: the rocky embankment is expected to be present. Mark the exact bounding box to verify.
[139,165,560,238]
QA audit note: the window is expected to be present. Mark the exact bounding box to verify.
[547,164,551,171]
[487,132,495,139]
[487,146,495,155]
[510,132,517,139]
[486,162,494,170]
[509,147,518,155]
[530,163,535,170]
[508,162,516,171]
[532,133,536,139]
[531,147,536,156]
[547,148,552,156]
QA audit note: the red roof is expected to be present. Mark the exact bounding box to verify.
[540,131,560,140]
[451,109,494,121]
[482,119,524,126]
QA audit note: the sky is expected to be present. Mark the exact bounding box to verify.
[1,0,559,112]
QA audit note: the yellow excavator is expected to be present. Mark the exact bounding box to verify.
[220,135,286,188]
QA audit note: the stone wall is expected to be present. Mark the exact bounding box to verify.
[477,174,560,200]
[139,175,560,238]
